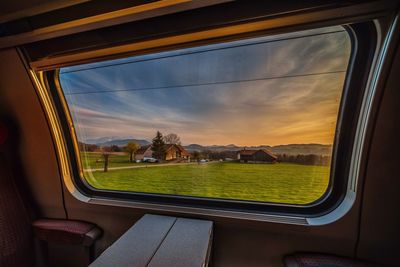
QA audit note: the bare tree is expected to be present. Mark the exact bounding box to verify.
[101,146,112,172]
[163,133,181,145]
[125,141,140,163]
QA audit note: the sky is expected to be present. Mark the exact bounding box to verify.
[60,26,351,146]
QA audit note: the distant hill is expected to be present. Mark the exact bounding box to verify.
[270,144,332,156]
[185,144,205,151]
[83,137,332,155]
[85,137,150,147]
[99,139,150,147]
[85,137,117,144]
[184,143,331,156]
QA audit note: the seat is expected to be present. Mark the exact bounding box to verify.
[0,119,36,266]
[0,118,101,266]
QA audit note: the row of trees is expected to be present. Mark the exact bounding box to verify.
[188,150,331,166]
[191,150,237,161]
[78,142,124,152]
[78,142,98,152]
[276,154,331,166]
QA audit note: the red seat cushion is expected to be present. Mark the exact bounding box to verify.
[33,219,97,245]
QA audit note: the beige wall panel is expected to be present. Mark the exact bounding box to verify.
[0,48,65,218]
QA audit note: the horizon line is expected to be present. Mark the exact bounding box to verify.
[79,138,333,147]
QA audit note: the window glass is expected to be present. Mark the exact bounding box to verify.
[59,26,351,205]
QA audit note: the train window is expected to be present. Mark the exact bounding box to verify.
[58,25,351,205]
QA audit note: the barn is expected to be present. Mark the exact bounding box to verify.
[237,149,277,163]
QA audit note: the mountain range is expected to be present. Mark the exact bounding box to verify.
[84,137,332,156]
[86,137,150,147]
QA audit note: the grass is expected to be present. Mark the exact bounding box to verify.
[81,152,146,169]
[82,152,330,205]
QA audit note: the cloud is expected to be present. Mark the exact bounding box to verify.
[60,27,350,146]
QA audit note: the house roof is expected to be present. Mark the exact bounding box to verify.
[137,144,190,156]
[237,149,258,156]
[164,144,175,151]
[176,144,190,156]
[237,149,277,159]
[136,145,151,155]
[261,149,278,159]
[165,144,190,156]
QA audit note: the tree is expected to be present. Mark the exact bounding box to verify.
[110,145,121,152]
[163,133,181,145]
[152,131,166,161]
[125,141,140,163]
[78,142,98,152]
[101,146,112,172]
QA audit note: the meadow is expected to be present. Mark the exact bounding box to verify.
[82,152,330,205]
[81,152,141,169]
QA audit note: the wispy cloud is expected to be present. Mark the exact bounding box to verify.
[60,27,350,146]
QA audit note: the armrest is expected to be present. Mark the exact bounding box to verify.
[33,219,102,246]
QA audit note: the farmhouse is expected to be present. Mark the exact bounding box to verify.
[134,144,190,161]
[237,149,277,163]
[165,144,190,161]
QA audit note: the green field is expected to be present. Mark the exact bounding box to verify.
[82,152,330,204]
[81,152,139,169]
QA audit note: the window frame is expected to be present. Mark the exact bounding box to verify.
[37,20,378,221]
